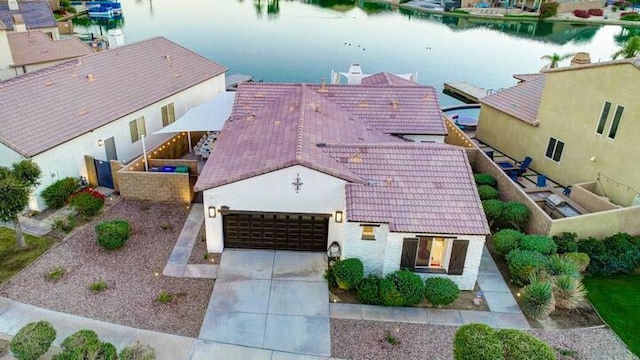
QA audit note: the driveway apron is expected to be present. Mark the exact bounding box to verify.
[199,250,331,357]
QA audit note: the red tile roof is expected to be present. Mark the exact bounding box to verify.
[0,37,227,157]
[361,72,417,86]
[322,143,489,235]
[8,30,92,66]
[479,74,545,126]
[193,84,405,191]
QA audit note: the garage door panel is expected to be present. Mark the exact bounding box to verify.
[223,212,328,251]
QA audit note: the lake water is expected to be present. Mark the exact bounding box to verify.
[74,0,633,106]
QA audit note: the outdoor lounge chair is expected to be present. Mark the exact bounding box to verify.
[498,156,532,180]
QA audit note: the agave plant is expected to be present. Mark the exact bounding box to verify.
[553,275,587,310]
[521,275,555,320]
[546,254,580,278]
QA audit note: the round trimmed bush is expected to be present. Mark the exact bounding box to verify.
[69,191,104,218]
[388,269,425,306]
[119,341,157,360]
[482,199,503,221]
[477,185,500,200]
[546,254,579,278]
[474,173,497,187]
[95,220,131,250]
[10,321,57,360]
[55,330,116,360]
[357,275,383,305]
[505,249,549,286]
[563,252,590,272]
[101,342,118,360]
[493,229,524,255]
[424,277,460,306]
[453,323,505,360]
[495,329,556,360]
[59,329,100,352]
[519,235,557,255]
[332,258,364,290]
[501,201,530,228]
[379,277,405,307]
[521,278,555,319]
[41,177,81,209]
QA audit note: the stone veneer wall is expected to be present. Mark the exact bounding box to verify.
[117,171,191,204]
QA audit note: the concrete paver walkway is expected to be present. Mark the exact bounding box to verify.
[199,250,331,357]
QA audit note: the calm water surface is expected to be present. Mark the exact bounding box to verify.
[75,0,634,106]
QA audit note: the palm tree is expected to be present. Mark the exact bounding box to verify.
[612,36,640,59]
[540,52,575,69]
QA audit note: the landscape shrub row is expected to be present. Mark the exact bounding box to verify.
[327,259,460,307]
[10,321,156,360]
[454,323,555,360]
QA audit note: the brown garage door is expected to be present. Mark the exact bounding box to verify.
[223,212,329,251]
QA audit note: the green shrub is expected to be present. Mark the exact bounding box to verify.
[379,277,405,307]
[332,258,364,290]
[95,220,130,250]
[90,279,108,292]
[553,275,586,310]
[156,290,174,304]
[495,329,556,360]
[387,269,425,306]
[563,252,590,272]
[474,173,497,187]
[119,341,157,360]
[68,190,104,218]
[453,323,505,360]
[41,177,81,209]
[621,12,640,21]
[506,249,549,286]
[482,199,503,221]
[539,1,559,18]
[577,233,640,276]
[52,214,76,234]
[519,235,557,255]
[101,342,117,360]
[424,277,460,306]
[10,321,57,360]
[356,275,383,305]
[46,265,66,282]
[59,329,100,352]
[553,232,579,253]
[546,254,579,278]
[54,329,116,360]
[493,229,524,255]
[501,201,530,228]
[521,277,555,319]
[477,185,500,200]
[323,266,337,288]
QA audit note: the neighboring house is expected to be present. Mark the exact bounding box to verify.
[0,36,227,210]
[476,57,640,207]
[0,25,92,80]
[194,83,489,290]
[0,0,59,39]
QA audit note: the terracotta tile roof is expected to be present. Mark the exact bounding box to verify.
[322,143,489,235]
[0,1,56,30]
[479,74,545,126]
[361,72,417,86]
[513,73,544,82]
[0,37,227,157]
[7,30,93,66]
[194,84,405,191]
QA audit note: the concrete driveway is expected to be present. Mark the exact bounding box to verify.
[199,250,330,357]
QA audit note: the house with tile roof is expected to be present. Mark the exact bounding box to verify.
[194,82,489,290]
[476,57,640,208]
[0,36,227,210]
[0,0,59,39]
[0,26,92,80]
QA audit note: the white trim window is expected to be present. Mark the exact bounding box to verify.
[129,116,146,143]
[161,103,176,127]
[545,137,564,163]
[361,225,376,240]
[595,101,611,135]
[401,237,469,275]
[607,105,624,140]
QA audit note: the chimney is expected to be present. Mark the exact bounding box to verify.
[8,0,18,11]
[12,14,26,32]
[571,52,591,66]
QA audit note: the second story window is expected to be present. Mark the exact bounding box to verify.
[545,137,564,163]
[595,101,611,135]
[608,105,624,140]
[129,116,146,143]
[162,103,175,127]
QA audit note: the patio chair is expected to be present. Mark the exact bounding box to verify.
[536,174,547,187]
[498,156,532,179]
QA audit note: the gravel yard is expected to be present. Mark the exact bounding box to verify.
[0,200,213,337]
[331,319,637,360]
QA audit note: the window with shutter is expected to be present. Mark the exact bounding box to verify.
[400,238,418,270]
[401,237,463,274]
[447,240,469,275]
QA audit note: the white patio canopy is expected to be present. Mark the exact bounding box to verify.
[153,91,236,134]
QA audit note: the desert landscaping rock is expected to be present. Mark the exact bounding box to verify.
[0,200,214,337]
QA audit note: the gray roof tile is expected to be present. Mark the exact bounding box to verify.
[0,1,56,30]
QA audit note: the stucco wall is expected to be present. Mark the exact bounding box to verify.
[570,181,618,213]
[342,221,485,291]
[476,64,640,206]
[549,205,640,238]
[202,165,347,253]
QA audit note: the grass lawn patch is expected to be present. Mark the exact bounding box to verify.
[583,274,640,356]
[0,228,54,283]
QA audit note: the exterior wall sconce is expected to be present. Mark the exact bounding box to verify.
[97,139,104,146]
[208,206,216,218]
[335,211,343,223]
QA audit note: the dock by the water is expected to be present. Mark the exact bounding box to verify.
[443,82,488,104]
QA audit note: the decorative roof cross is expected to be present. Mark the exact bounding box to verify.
[292,173,303,193]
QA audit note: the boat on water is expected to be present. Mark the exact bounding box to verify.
[69,1,123,18]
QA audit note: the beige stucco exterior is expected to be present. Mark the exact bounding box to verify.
[476,62,640,206]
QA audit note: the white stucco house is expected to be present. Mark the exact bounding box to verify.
[0,36,227,210]
[194,82,489,290]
